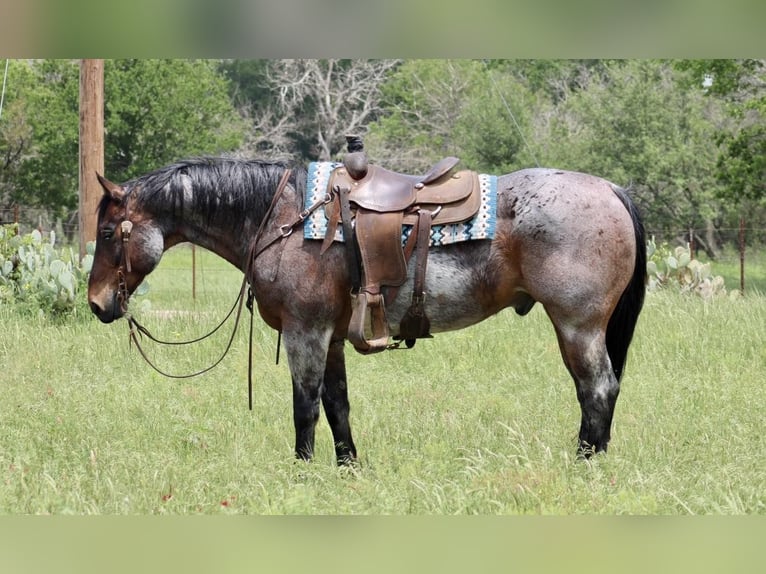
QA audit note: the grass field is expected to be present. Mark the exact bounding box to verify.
[1,245,764,514]
[699,245,766,294]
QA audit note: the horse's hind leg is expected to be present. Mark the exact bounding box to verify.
[550,320,619,457]
[321,339,357,465]
[283,327,334,461]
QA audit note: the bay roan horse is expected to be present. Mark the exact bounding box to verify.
[88,157,646,464]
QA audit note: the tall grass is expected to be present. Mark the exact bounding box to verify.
[1,246,764,514]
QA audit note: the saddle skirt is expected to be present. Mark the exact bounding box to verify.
[304,162,498,246]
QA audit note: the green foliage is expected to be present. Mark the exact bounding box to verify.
[673,59,761,98]
[4,58,765,253]
[646,237,727,298]
[0,224,93,318]
[716,95,766,205]
[453,69,538,173]
[5,59,247,212]
[368,59,747,247]
[545,60,722,236]
[500,59,617,103]
[367,60,476,170]
[0,60,38,208]
[676,60,766,218]
[219,59,272,110]
[368,60,536,173]
[104,59,247,182]
[6,60,79,212]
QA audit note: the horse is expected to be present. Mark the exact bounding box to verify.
[87,156,646,464]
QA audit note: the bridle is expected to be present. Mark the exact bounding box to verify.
[111,169,301,410]
[116,219,134,316]
[113,193,251,382]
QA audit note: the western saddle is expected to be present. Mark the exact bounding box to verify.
[320,137,482,354]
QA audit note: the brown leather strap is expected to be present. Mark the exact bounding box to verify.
[398,209,433,345]
[412,209,432,304]
[125,274,249,379]
[355,208,407,289]
[248,169,294,265]
[116,200,134,313]
[320,191,341,255]
[338,186,362,294]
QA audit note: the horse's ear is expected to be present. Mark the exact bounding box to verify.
[96,173,125,201]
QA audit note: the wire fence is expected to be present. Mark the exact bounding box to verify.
[0,206,80,243]
[3,205,765,295]
[6,207,765,244]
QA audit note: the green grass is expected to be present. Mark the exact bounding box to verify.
[1,245,764,514]
[699,245,766,294]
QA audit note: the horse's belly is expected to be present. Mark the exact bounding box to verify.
[385,249,491,335]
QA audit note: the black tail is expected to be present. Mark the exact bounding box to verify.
[606,185,647,381]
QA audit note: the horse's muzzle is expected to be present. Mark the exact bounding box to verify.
[88,297,122,324]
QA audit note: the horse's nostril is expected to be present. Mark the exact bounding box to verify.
[89,298,118,323]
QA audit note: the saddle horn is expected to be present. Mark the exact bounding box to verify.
[344,135,368,180]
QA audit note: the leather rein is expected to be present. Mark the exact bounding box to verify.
[116,169,308,410]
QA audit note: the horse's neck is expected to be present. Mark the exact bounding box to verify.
[168,224,250,271]
[161,196,268,272]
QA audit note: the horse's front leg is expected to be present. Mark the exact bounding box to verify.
[321,339,357,465]
[282,327,333,461]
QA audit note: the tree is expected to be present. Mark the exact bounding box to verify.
[0,60,37,211]
[367,59,480,172]
[14,60,80,214]
[500,59,619,104]
[717,96,766,205]
[675,59,763,100]
[676,59,766,244]
[543,59,723,254]
[230,59,401,162]
[367,59,538,174]
[453,64,539,173]
[219,59,272,111]
[104,59,246,182]
[6,59,246,218]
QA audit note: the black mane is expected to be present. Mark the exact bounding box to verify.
[98,157,307,236]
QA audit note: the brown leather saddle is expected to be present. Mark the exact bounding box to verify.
[320,149,482,354]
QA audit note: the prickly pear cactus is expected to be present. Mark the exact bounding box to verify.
[0,224,94,317]
[646,236,727,299]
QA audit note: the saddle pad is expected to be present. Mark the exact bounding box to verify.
[304,161,497,246]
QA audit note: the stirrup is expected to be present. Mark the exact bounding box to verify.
[347,291,390,354]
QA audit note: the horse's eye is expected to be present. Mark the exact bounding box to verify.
[101,228,114,241]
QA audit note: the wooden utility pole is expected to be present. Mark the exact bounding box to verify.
[78,59,104,260]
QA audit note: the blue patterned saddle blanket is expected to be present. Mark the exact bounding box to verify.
[303,161,497,246]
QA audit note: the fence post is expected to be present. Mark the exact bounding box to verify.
[688,225,695,259]
[739,216,745,294]
[192,244,197,300]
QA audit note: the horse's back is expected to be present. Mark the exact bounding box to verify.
[500,168,632,232]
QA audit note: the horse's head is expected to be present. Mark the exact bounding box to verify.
[87,174,164,323]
